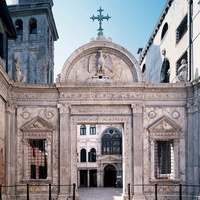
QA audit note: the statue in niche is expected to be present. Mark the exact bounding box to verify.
[177,59,188,82]
[14,59,26,83]
[87,49,113,75]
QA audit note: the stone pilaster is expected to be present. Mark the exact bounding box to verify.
[5,104,16,196]
[186,101,199,193]
[150,139,155,180]
[58,104,71,199]
[22,139,29,180]
[131,103,145,199]
[173,139,179,180]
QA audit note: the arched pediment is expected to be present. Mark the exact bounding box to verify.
[60,37,142,84]
[21,116,53,132]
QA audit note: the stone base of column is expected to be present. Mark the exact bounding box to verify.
[123,193,146,200]
[132,193,146,199]
[58,193,74,200]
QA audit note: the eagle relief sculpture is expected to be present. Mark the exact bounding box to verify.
[88,49,113,76]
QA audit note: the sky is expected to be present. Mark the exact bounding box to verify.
[6,0,167,80]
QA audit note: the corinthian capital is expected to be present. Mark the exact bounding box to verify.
[131,103,143,114]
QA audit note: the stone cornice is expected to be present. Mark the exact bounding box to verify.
[9,82,188,104]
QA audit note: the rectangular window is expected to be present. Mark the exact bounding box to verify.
[155,141,173,179]
[176,14,188,44]
[28,139,47,179]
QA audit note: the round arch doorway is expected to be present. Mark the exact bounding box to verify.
[104,164,116,187]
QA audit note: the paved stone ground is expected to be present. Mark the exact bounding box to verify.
[78,187,123,200]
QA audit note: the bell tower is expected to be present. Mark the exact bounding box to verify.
[8,0,58,84]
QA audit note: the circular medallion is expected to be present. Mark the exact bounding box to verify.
[172,111,180,119]
[22,111,30,119]
[148,111,156,119]
[45,111,54,119]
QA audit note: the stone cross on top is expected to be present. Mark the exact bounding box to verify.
[90,7,111,36]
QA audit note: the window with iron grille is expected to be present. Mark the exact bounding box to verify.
[155,141,173,179]
[176,15,188,44]
[28,139,47,179]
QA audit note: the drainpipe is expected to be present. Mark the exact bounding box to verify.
[188,0,193,81]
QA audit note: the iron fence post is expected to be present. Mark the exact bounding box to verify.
[73,183,76,200]
[179,184,182,200]
[27,184,29,200]
[128,183,130,200]
[49,184,51,200]
[155,183,157,200]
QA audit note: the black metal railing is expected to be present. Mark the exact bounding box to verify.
[0,183,76,200]
[127,183,200,199]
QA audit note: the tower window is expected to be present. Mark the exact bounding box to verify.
[0,33,7,62]
[29,18,37,34]
[15,19,23,35]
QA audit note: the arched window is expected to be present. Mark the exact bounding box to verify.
[90,124,96,135]
[102,128,122,155]
[80,124,86,135]
[15,19,23,35]
[29,18,37,34]
[161,23,168,40]
[88,148,96,162]
[80,149,86,162]
[160,59,170,83]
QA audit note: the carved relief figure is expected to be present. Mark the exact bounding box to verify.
[88,49,113,75]
[15,59,26,83]
[97,50,105,73]
[177,59,188,82]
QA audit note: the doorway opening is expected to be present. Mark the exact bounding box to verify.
[90,170,97,187]
[104,164,116,187]
[80,170,87,187]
